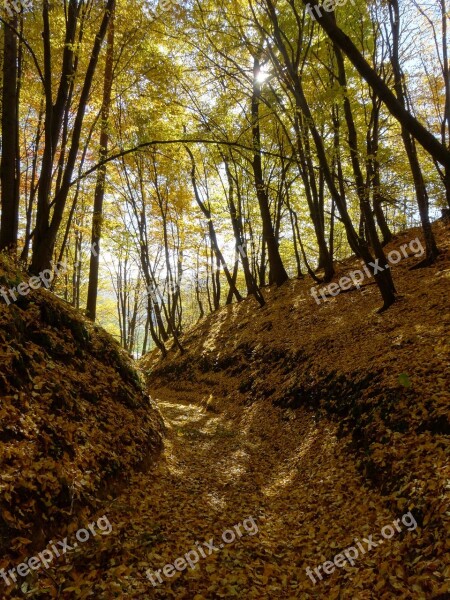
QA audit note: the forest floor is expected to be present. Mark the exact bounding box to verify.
[86,387,449,599]
[11,380,446,600]
[134,220,450,599]
[11,387,443,599]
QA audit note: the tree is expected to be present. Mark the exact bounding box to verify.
[86,1,116,321]
[386,0,439,265]
[251,55,289,286]
[298,0,450,168]
[0,11,20,251]
[30,0,115,275]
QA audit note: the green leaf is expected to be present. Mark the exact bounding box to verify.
[398,373,411,388]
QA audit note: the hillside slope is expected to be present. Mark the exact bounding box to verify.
[141,221,450,598]
[0,254,164,590]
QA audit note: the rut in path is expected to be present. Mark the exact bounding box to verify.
[84,388,420,599]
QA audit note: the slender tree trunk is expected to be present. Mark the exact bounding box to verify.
[127,281,140,354]
[224,159,265,306]
[252,56,289,286]
[0,12,19,252]
[147,299,167,357]
[368,114,392,245]
[333,37,395,293]
[21,100,44,263]
[294,106,334,279]
[259,238,267,287]
[286,197,303,279]
[86,5,115,320]
[366,93,393,245]
[14,14,23,243]
[388,0,439,265]
[72,229,82,309]
[142,311,150,356]
[226,257,239,305]
[194,256,205,319]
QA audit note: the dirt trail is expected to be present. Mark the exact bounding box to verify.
[82,389,428,599]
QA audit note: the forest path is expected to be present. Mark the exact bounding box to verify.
[83,388,421,599]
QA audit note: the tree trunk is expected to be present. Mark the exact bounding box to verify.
[252,56,289,286]
[286,197,303,279]
[224,158,265,306]
[367,93,393,245]
[0,13,20,252]
[21,100,44,263]
[333,36,395,293]
[293,109,334,280]
[387,0,439,265]
[86,5,115,320]
[185,146,243,303]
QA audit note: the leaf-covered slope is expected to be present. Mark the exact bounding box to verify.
[0,255,164,559]
[142,221,449,591]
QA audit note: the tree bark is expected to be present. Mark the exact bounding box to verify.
[0,12,20,252]
[86,3,115,320]
[252,56,289,286]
